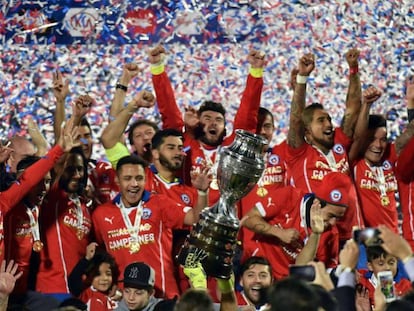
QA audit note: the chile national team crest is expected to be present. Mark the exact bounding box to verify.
[181,194,191,205]
[268,154,279,165]
[142,208,152,220]
[333,144,344,155]
[330,190,342,203]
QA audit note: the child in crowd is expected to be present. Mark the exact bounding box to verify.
[357,245,412,308]
[68,242,120,310]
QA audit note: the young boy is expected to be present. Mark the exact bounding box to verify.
[357,245,412,308]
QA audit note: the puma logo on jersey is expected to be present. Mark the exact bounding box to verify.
[104,217,114,224]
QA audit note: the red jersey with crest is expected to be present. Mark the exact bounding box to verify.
[92,191,189,299]
[242,185,339,280]
[152,70,263,206]
[36,186,92,293]
[0,145,63,293]
[0,145,64,264]
[87,160,119,207]
[238,141,288,261]
[395,136,414,250]
[145,164,198,292]
[80,286,118,311]
[352,144,398,232]
[287,128,361,240]
[5,203,41,294]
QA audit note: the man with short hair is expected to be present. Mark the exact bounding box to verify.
[236,256,273,309]
[92,155,206,298]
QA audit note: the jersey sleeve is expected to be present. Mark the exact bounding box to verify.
[0,145,64,215]
[152,69,184,130]
[233,74,263,133]
[104,142,130,169]
[395,136,414,183]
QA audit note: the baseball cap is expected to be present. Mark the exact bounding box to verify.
[316,172,352,208]
[121,262,155,289]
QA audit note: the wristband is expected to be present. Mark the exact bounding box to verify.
[150,63,165,75]
[349,66,359,75]
[296,75,308,84]
[197,189,208,196]
[116,83,128,92]
[249,67,264,78]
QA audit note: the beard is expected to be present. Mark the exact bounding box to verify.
[194,123,225,147]
[159,153,183,171]
[311,135,334,151]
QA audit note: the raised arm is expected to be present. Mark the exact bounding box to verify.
[348,86,382,163]
[287,54,315,148]
[242,204,300,245]
[395,77,414,154]
[109,63,141,121]
[232,50,266,133]
[295,199,324,265]
[149,45,184,130]
[1,119,79,214]
[101,90,155,149]
[341,48,362,138]
[27,116,49,157]
[52,70,70,142]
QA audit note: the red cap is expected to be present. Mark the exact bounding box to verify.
[316,172,353,207]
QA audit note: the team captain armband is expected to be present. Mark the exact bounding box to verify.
[150,63,165,75]
[249,67,264,78]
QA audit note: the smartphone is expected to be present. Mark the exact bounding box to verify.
[377,271,396,302]
[353,228,382,246]
[289,265,315,282]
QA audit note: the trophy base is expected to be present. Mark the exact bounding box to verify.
[178,210,239,279]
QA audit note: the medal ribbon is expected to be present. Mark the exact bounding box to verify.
[367,162,387,198]
[25,205,40,242]
[69,194,84,234]
[117,199,143,247]
[315,147,338,171]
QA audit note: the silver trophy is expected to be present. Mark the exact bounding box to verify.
[178,130,267,278]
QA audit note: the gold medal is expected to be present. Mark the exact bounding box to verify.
[381,196,390,207]
[76,229,84,240]
[33,240,44,252]
[210,178,219,190]
[256,187,268,197]
[129,241,140,254]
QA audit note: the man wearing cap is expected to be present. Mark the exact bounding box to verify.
[242,172,352,280]
[115,262,176,311]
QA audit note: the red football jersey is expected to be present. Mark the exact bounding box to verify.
[36,186,92,293]
[92,191,189,298]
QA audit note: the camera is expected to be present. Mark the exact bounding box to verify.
[353,228,382,246]
[289,265,316,282]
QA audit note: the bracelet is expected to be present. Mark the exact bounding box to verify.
[296,75,308,84]
[349,66,359,75]
[197,189,208,196]
[116,83,128,92]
